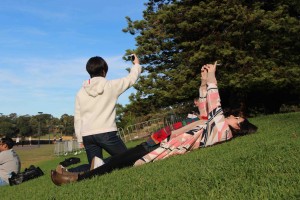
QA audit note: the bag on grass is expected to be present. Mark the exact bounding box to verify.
[9,165,44,186]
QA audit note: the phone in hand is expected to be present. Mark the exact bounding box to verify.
[130,54,135,61]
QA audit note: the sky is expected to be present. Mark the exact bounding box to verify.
[0,0,147,118]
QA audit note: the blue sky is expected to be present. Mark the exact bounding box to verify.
[0,0,147,118]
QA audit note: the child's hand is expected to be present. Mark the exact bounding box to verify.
[132,54,140,65]
[79,142,84,149]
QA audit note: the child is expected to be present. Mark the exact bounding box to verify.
[74,54,142,169]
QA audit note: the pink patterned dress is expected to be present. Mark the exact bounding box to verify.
[134,83,233,166]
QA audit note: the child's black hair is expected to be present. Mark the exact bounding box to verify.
[86,56,108,78]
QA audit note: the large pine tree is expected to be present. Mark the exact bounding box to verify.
[123,0,300,116]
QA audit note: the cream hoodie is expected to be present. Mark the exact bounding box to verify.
[74,64,142,143]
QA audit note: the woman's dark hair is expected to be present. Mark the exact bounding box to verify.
[1,137,14,149]
[230,119,258,137]
[223,108,243,118]
[86,56,108,78]
[223,102,257,137]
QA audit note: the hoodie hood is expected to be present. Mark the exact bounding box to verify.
[83,77,107,97]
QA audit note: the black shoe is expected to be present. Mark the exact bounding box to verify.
[9,165,44,186]
[23,166,44,182]
[9,172,24,186]
[59,157,80,167]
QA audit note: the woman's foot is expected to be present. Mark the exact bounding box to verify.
[51,170,78,186]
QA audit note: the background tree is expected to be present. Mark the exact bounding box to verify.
[16,115,33,137]
[0,121,15,138]
[0,113,76,138]
[123,0,300,116]
[60,114,74,136]
[116,103,126,127]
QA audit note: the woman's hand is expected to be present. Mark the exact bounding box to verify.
[205,61,218,84]
[203,61,218,73]
[201,65,208,80]
[200,63,210,87]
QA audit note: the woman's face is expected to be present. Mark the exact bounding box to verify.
[226,115,245,130]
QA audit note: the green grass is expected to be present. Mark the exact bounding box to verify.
[1,112,299,200]
[14,145,56,169]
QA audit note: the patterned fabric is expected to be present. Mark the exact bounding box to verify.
[134,83,232,166]
[146,118,199,146]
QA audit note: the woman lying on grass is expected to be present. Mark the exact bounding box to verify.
[51,61,257,186]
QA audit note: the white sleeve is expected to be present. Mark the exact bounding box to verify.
[74,95,82,143]
[110,64,142,95]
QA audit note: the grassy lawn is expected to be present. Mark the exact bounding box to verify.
[1,112,299,200]
[14,145,56,170]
